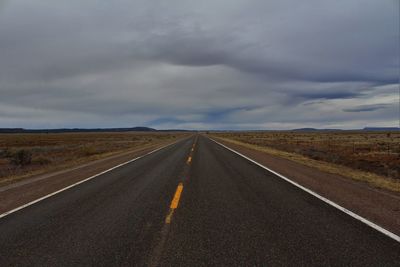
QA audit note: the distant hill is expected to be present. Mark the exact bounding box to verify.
[292,127,399,132]
[291,128,342,132]
[363,127,400,131]
[0,127,157,133]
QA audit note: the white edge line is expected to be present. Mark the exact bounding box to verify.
[0,138,186,219]
[209,137,400,243]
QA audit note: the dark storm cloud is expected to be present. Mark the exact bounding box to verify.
[0,0,398,129]
[343,104,392,113]
[293,91,361,100]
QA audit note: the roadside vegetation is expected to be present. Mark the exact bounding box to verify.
[0,132,188,185]
[211,131,400,192]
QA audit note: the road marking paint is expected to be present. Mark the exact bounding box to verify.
[150,181,190,266]
[170,183,183,209]
[164,183,184,224]
[187,156,192,164]
[0,138,188,220]
[165,209,175,224]
[209,137,400,243]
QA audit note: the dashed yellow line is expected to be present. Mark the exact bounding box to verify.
[165,183,184,224]
[170,183,183,209]
[165,209,175,224]
[164,139,196,225]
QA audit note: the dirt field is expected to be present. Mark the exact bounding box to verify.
[211,131,400,191]
[0,132,188,185]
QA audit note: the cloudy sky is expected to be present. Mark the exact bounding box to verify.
[0,0,399,130]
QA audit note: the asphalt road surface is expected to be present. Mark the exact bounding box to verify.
[0,135,399,266]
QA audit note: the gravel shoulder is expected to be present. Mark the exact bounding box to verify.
[213,137,400,236]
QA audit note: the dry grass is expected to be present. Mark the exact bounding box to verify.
[211,131,400,192]
[0,132,189,185]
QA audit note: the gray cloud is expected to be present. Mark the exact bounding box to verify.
[343,103,392,112]
[0,0,398,129]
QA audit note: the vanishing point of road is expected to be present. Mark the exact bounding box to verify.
[0,135,399,266]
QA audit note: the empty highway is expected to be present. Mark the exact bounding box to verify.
[0,135,399,266]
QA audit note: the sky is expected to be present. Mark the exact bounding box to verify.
[0,0,399,130]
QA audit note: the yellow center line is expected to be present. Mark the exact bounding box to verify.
[170,183,183,209]
[187,156,192,164]
[165,209,175,224]
[165,183,184,224]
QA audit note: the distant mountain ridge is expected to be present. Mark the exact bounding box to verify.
[292,127,399,132]
[291,128,342,132]
[362,127,400,131]
[0,126,398,133]
[0,127,157,133]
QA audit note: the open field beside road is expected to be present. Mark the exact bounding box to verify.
[0,132,189,185]
[211,131,400,192]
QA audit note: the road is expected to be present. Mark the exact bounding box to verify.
[0,135,399,266]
